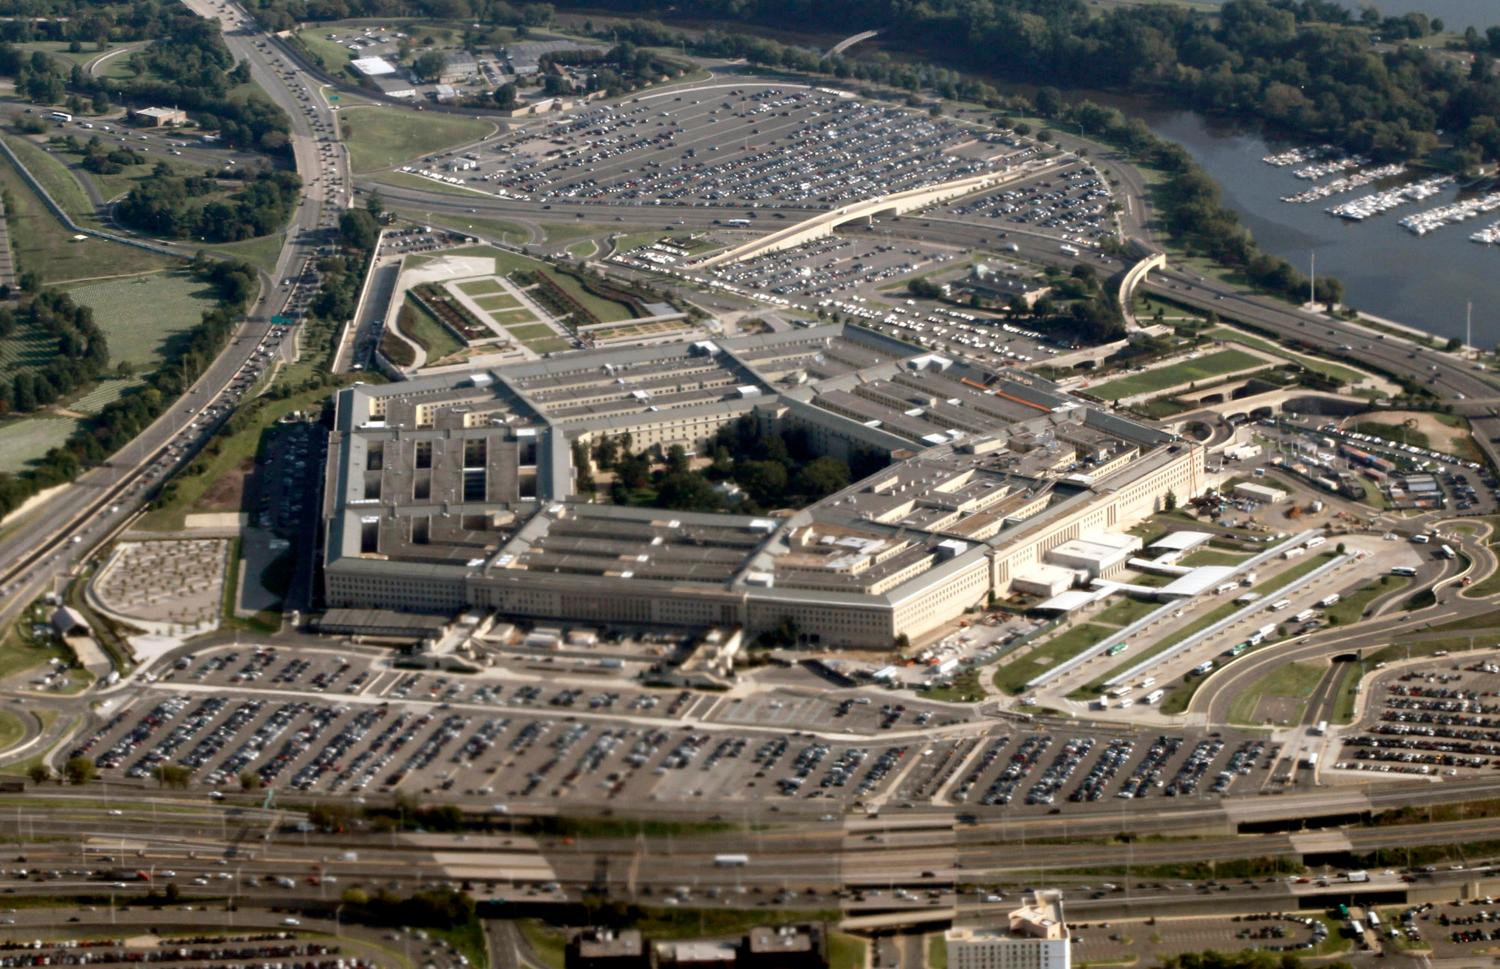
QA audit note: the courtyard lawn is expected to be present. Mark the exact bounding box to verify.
[398,294,464,363]
[993,623,1112,694]
[490,307,538,325]
[341,106,494,172]
[1089,348,1265,401]
[64,271,220,368]
[507,323,559,341]
[474,293,522,311]
[456,278,504,297]
[0,417,79,473]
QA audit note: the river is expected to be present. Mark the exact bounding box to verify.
[1136,109,1500,344]
[1333,0,1500,31]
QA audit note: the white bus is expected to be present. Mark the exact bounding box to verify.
[1390,566,1417,577]
[1305,535,1326,549]
[1311,720,1328,736]
[1318,593,1340,608]
[1438,544,1456,560]
[714,853,750,867]
[1295,608,1318,623]
[1271,598,1292,611]
[47,110,71,123]
[1144,689,1165,705]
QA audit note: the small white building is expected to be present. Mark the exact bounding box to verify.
[947,890,1070,969]
[1012,564,1076,599]
[1045,533,1142,579]
[351,55,398,76]
[1233,481,1287,504]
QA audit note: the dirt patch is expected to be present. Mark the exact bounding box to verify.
[1348,410,1471,455]
[193,457,252,513]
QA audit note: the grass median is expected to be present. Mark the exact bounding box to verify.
[994,623,1112,695]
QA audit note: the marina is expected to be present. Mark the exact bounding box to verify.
[1292,154,1368,179]
[1279,162,1405,204]
[1400,191,1500,236]
[1326,175,1452,221]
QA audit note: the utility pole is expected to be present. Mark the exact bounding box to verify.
[1309,251,1316,307]
[1466,300,1472,353]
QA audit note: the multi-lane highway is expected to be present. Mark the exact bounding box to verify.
[0,0,348,636]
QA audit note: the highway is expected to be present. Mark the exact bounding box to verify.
[0,0,347,638]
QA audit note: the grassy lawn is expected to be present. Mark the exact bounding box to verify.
[374,170,497,199]
[2,131,94,222]
[292,28,357,71]
[1227,661,1326,725]
[475,293,522,311]
[0,147,179,283]
[207,231,287,277]
[547,267,634,323]
[65,378,141,415]
[397,294,465,363]
[1092,596,1159,627]
[1209,326,1369,385]
[0,710,25,753]
[567,239,599,259]
[830,932,866,969]
[0,599,78,684]
[341,106,494,172]
[430,921,488,969]
[1089,348,1264,400]
[1330,662,1365,724]
[492,308,539,325]
[922,669,984,703]
[0,315,58,372]
[994,623,1111,694]
[1324,576,1409,626]
[0,416,79,473]
[64,270,219,368]
[456,278,504,297]
[16,40,114,67]
[1349,419,1430,451]
[516,920,564,969]
[928,934,948,969]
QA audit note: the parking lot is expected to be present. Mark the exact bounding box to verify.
[698,235,959,301]
[1070,913,1328,964]
[69,644,1285,814]
[945,161,1116,248]
[412,82,1028,209]
[1335,653,1500,777]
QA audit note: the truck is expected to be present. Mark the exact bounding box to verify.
[714,854,750,867]
[1347,870,1370,884]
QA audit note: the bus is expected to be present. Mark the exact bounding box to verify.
[1106,642,1128,657]
[723,218,751,228]
[1059,243,1080,256]
[1390,565,1417,577]
[1367,910,1381,930]
[1337,903,1351,919]
[1295,608,1318,623]
[1311,720,1328,736]
[1271,598,1292,611]
[1144,689,1165,705]
[47,110,71,123]
[1318,594,1340,608]
[1306,535,1326,549]
[1226,642,1250,657]
[1439,544,1456,560]
[714,854,750,867]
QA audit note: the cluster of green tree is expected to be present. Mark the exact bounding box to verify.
[46,133,144,174]
[591,1,1500,168]
[908,264,1124,344]
[0,286,110,417]
[340,886,475,931]
[532,41,687,98]
[243,0,553,33]
[0,0,193,47]
[582,417,886,513]
[116,168,301,242]
[0,10,291,153]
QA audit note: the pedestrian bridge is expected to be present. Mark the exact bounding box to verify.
[691,160,1059,269]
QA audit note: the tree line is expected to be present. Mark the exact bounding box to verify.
[0,285,110,417]
[116,168,302,242]
[584,0,1500,169]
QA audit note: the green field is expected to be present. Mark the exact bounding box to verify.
[456,278,503,297]
[548,268,634,323]
[1181,548,1249,567]
[474,293,521,311]
[1324,576,1408,625]
[65,271,219,368]
[0,416,79,472]
[67,378,142,415]
[1209,326,1369,385]
[2,132,95,223]
[341,106,494,172]
[1092,596,1159,627]
[292,28,357,71]
[994,623,1112,694]
[0,318,59,372]
[1227,660,1326,725]
[491,307,538,324]
[1090,348,1265,400]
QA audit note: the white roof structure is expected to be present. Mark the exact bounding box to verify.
[1034,588,1108,613]
[1147,530,1214,552]
[1157,565,1236,598]
[351,56,398,76]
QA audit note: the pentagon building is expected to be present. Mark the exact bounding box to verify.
[322,324,1203,647]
